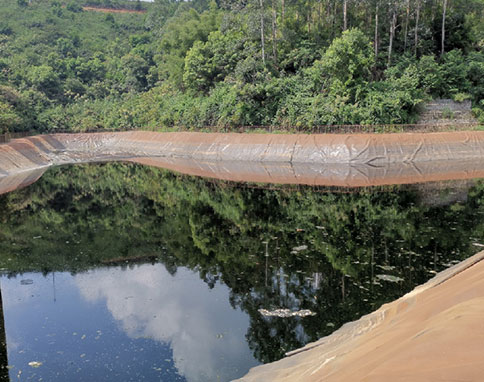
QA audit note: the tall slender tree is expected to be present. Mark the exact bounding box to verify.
[404,0,410,50]
[374,2,379,57]
[388,5,397,66]
[441,0,448,56]
[343,0,348,30]
[414,0,421,55]
[271,0,277,64]
[260,0,266,65]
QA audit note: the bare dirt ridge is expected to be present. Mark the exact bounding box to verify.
[2,131,484,195]
[82,6,147,14]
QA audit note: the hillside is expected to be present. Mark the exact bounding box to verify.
[0,0,483,134]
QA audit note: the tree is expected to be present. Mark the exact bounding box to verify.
[374,2,379,57]
[183,31,246,92]
[415,0,421,56]
[0,101,21,134]
[343,0,348,31]
[387,2,397,67]
[403,0,410,50]
[28,65,61,98]
[260,0,266,65]
[441,0,448,56]
[313,28,374,101]
[155,5,221,87]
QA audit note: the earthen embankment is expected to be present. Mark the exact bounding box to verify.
[2,131,484,194]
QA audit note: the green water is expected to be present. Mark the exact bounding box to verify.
[0,163,483,381]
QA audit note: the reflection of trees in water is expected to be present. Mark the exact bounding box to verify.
[1,163,484,363]
[0,287,8,382]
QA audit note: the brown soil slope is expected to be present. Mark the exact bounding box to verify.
[2,131,484,195]
[237,251,484,382]
[82,6,146,14]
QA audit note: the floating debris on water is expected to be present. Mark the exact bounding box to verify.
[291,245,308,254]
[375,274,404,283]
[20,279,33,285]
[258,308,316,318]
[28,361,42,368]
[377,265,396,271]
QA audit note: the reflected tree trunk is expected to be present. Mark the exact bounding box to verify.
[0,285,9,382]
[341,274,345,302]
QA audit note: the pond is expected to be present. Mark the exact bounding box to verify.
[1,162,484,381]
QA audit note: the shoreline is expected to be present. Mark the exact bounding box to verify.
[2,131,484,193]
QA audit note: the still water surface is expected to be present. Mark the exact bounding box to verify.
[1,163,484,381]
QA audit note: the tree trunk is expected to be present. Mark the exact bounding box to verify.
[272,0,277,64]
[415,0,420,56]
[260,0,266,65]
[341,274,345,301]
[281,0,285,23]
[387,9,396,67]
[343,0,348,31]
[441,0,448,56]
[308,10,311,34]
[374,3,379,57]
[404,0,410,50]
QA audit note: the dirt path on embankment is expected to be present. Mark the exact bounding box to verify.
[2,130,484,195]
[236,250,484,382]
[82,6,146,14]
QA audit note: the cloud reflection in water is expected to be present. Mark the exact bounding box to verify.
[75,264,259,382]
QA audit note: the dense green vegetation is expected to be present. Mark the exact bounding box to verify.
[0,0,482,133]
[2,163,484,361]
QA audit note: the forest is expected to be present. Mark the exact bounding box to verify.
[0,0,483,133]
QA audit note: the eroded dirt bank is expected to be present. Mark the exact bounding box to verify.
[2,131,484,195]
[236,250,484,382]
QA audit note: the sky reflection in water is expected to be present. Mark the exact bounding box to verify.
[1,264,257,382]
